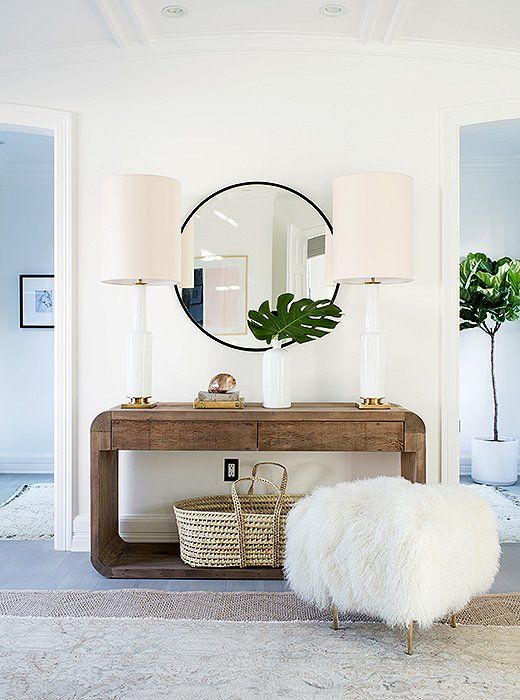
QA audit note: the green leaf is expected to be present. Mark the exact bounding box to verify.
[247,294,343,345]
[460,252,520,331]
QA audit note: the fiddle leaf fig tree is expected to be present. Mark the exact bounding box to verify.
[247,293,343,345]
[460,252,520,441]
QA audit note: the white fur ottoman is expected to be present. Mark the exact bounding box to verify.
[284,476,500,654]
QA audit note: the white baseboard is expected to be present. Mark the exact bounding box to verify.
[70,514,90,552]
[0,452,53,474]
[70,514,178,552]
[120,514,179,543]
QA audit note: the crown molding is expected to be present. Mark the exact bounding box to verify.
[0,33,519,75]
[398,37,520,68]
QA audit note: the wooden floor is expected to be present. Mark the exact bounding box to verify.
[1,473,518,592]
[0,540,518,592]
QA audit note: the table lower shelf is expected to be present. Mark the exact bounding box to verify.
[92,541,285,580]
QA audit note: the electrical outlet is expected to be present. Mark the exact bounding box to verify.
[224,458,239,482]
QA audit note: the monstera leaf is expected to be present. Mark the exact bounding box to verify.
[247,293,342,345]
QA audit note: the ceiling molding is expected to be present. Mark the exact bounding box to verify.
[393,37,520,70]
[358,0,385,44]
[0,33,519,75]
[384,0,413,46]
[123,0,154,46]
[93,0,130,48]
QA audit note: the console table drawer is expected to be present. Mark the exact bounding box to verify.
[258,421,404,452]
[112,420,258,451]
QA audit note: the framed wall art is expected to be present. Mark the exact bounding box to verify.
[19,274,54,329]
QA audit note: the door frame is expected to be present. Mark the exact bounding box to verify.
[440,98,520,485]
[0,103,75,549]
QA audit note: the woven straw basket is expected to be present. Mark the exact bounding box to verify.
[173,462,302,568]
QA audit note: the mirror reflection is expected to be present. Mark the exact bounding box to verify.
[178,182,336,350]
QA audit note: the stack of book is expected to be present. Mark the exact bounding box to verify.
[193,391,244,409]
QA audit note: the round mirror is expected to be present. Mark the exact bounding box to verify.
[175,181,339,351]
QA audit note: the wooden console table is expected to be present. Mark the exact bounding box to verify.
[91,403,425,579]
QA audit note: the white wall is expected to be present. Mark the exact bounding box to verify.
[0,131,54,472]
[0,50,518,546]
[459,121,520,464]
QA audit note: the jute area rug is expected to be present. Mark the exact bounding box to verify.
[0,590,519,700]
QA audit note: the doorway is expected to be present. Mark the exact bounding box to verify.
[0,104,74,550]
[0,129,54,541]
[441,100,520,545]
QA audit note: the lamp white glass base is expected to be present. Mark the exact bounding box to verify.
[263,339,291,409]
[123,283,156,409]
[357,283,389,410]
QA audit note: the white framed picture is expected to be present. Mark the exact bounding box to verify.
[19,274,54,328]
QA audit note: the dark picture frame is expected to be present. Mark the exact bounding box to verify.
[19,274,55,329]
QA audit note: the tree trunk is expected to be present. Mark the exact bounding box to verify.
[490,332,499,441]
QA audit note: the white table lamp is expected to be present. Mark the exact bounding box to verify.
[332,172,413,409]
[101,174,184,408]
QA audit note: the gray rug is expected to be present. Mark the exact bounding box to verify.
[467,484,520,542]
[1,589,519,625]
[0,483,53,540]
[0,593,519,699]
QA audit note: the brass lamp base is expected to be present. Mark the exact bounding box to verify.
[357,397,392,410]
[121,396,157,409]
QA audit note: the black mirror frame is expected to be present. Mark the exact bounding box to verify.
[174,180,339,352]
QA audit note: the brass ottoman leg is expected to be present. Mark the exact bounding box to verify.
[332,604,339,631]
[450,613,457,628]
[406,621,414,655]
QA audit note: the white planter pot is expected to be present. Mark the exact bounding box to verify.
[262,339,291,409]
[471,436,519,486]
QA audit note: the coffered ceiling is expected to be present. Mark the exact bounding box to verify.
[1,0,519,70]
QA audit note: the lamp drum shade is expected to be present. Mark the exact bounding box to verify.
[332,172,413,284]
[101,174,182,285]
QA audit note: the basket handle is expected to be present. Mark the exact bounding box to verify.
[231,476,284,568]
[247,462,288,496]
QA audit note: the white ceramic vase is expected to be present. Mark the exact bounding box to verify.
[262,339,291,409]
[471,436,519,486]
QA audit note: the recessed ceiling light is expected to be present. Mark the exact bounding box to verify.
[161,5,187,18]
[319,4,347,17]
